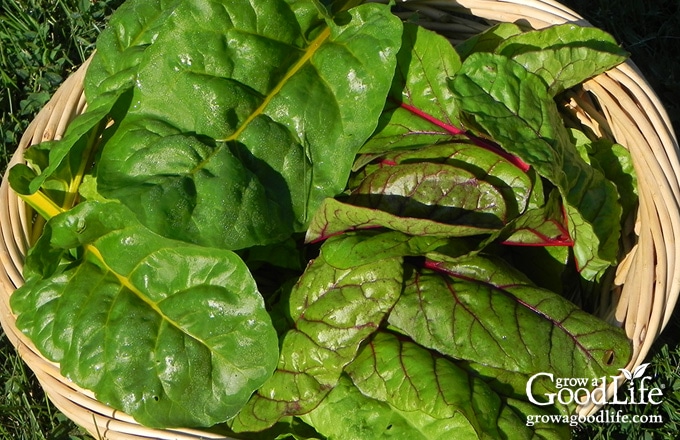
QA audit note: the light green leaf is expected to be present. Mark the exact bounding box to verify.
[11,201,279,428]
[305,197,496,243]
[346,332,503,439]
[456,22,525,59]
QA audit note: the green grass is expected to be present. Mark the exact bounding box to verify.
[0,0,679,439]
[0,333,91,439]
[0,0,124,170]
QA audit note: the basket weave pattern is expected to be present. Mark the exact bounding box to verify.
[1,0,678,438]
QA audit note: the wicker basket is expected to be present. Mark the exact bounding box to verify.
[1,0,678,438]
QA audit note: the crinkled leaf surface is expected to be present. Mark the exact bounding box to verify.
[84,0,182,100]
[345,332,570,439]
[318,230,473,270]
[95,0,402,250]
[450,53,621,279]
[388,255,631,381]
[357,143,534,218]
[495,24,629,96]
[349,162,508,227]
[10,0,189,209]
[11,201,279,428]
[230,244,403,432]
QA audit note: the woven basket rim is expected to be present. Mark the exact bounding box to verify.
[1,0,678,438]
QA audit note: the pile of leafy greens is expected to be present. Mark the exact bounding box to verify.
[8,0,638,438]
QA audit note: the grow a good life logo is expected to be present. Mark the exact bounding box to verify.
[526,363,664,407]
[524,363,665,427]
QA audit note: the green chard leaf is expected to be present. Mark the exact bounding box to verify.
[495,23,629,96]
[301,374,481,440]
[360,23,464,153]
[95,0,403,250]
[84,0,183,101]
[580,136,638,224]
[305,197,497,243]
[230,241,403,432]
[11,200,279,428]
[449,53,622,280]
[455,22,525,60]
[9,93,123,203]
[346,332,504,439]
[318,230,474,270]
[10,0,182,232]
[353,142,534,218]
[387,254,632,383]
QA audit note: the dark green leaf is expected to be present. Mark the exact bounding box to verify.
[450,53,622,279]
[84,0,182,100]
[361,23,463,153]
[96,0,403,250]
[388,255,632,381]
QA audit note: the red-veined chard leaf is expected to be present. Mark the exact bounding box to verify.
[95,0,402,250]
[360,23,463,154]
[346,331,503,439]
[449,52,622,280]
[11,199,279,428]
[361,22,530,172]
[496,190,573,246]
[495,24,629,96]
[387,254,631,382]
[305,197,496,243]
[353,142,534,218]
[344,332,571,439]
[230,244,403,432]
[348,162,508,227]
[301,374,482,440]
